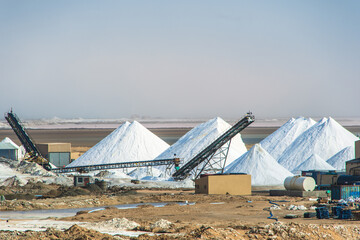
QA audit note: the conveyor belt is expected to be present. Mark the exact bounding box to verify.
[52,158,180,173]
[5,111,43,157]
[172,113,255,180]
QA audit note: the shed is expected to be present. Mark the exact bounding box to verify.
[346,158,360,176]
[195,173,251,195]
[73,175,92,187]
[37,143,71,167]
[0,137,20,160]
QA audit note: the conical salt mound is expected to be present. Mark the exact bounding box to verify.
[293,154,335,173]
[327,146,355,171]
[67,121,169,167]
[154,117,247,177]
[260,117,316,160]
[225,144,293,186]
[278,117,359,171]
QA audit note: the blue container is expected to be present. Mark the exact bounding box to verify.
[316,207,330,219]
[332,206,343,217]
[340,209,352,219]
[331,185,360,200]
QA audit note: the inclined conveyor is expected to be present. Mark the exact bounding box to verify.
[172,112,255,180]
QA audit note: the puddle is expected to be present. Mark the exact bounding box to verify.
[0,202,195,220]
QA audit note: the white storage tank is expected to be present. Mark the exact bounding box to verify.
[284,176,315,191]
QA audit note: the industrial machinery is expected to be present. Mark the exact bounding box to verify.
[172,112,255,180]
[5,110,51,171]
[53,157,181,173]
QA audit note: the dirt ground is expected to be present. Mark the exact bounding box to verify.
[2,189,360,239]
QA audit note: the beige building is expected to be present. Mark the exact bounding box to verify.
[37,143,71,167]
[356,140,360,159]
[346,140,360,175]
[195,174,251,195]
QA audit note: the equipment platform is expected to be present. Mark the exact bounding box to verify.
[270,190,329,198]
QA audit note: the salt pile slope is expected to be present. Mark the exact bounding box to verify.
[278,118,359,171]
[327,146,355,171]
[225,144,293,186]
[155,117,247,175]
[260,117,316,160]
[67,121,169,167]
[292,154,335,173]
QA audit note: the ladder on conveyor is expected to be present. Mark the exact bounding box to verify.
[52,158,180,173]
[5,111,43,157]
[172,112,255,181]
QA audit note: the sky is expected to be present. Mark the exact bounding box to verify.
[0,1,359,119]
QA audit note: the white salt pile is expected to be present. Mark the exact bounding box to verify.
[67,121,169,167]
[278,117,359,171]
[292,154,335,174]
[16,161,56,177]
[0,175,27,187]
[150,219,173,230]
[154,117,247,178]
[260,117,316,160]
[0,158,21,180]
[225,144,293,186]
[128,167,163,180]
[83,217,139,232]
[327,146,355,171]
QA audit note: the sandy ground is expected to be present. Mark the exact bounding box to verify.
[2,189,360,239]
[1,127,360,239]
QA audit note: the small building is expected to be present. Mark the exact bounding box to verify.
[74,175,92,187]
[346,158,360,176]
[344,140,360,176]
[195,173,251,195]
[356,140,360,159]
[37,143,71,167]
[0,137,20,160]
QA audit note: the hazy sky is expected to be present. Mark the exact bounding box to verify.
[1,1,359,119]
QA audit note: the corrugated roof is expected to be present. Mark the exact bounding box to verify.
[0,138,20,150]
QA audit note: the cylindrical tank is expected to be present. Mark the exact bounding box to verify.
[284,176,315,191]
[336,175,360,185]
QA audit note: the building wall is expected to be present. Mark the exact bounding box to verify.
[195,174,251,195]
[356,140,360,159]
[37,143,71,156]
[0,149,17,160]
[346,160,360,175]
[37,143,71,167]
[195,176,209,194]
[49,152,71,167]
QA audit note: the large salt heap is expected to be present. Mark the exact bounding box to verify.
[326,146,355,171]
[260,117,316,160]
[292,154,335,173]
[67,121,169,167]
[154,117,247,177]
[225,144,293,186]
[278,118,359,171]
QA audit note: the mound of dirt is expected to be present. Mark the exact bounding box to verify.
[0,224,116,240]
[57,186,91,197]
[4,193,35,200]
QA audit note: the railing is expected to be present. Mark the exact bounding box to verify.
[52,158,179,173]
[172,113,255,180]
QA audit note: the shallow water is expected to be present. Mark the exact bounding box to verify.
[0,202,194,220]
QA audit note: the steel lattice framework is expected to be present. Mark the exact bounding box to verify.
[172,112,255,180]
